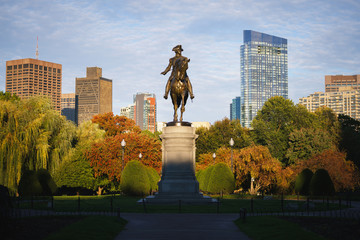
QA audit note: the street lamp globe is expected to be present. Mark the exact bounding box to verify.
[121,139,126,147]
[229,138,234,147]
[139,153,142,160]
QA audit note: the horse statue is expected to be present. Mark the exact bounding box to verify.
[170,57,190,122]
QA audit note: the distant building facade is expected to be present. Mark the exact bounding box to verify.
[240,30,288,127]
[61,93,77,123]
[230,97,241,120]
[76,67,112,125]
[156,121,211,132]
[6,58,62,112]
[299,87,360,120]
[325,75,360,92]
[120,93,157,132]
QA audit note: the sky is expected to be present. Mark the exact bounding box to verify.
[0,0,359,124]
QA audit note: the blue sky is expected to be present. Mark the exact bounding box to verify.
[0,0,359,124]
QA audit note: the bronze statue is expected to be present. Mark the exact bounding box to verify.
[161,45,194,122]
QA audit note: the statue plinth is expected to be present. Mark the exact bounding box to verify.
[144,124,214,203]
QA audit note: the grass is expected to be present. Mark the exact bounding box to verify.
[234,216,326,240]
[44,216,127,240]
[13,194,344,213]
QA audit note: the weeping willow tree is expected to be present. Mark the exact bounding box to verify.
[0,95,76,193]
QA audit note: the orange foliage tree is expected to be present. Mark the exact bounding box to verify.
[293,149,359,191]
[235,145,294,194]
[197,147,239,171]
[92,112,141,136]
[86,132,162,183]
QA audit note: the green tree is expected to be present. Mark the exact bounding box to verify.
[252,96,319,164]
[196,118,251,160]
[0,91,19,101]
[338,114,360,169]
[0,96,76,192]
[120,160,151,196]
[54,121,105,192]
[294,168,313,196]
[206,163,235,194]
[286,128,333,164]
[309,169,335,196]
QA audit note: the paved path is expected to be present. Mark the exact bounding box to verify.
[114,213,250,240]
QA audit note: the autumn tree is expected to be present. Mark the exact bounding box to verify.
[235,145,293,194]
[293,149,359,191]
[92,112,141,136]
[86,131,162,185]
[0,96,76,193]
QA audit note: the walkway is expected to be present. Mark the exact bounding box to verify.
[114,213,250,240]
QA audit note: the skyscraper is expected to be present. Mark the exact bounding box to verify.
[6,58,62,112]
[76,67,112,125]
[61,93,77,123]
[230,96,241,121]
[240,30,288,127]
[120,92,157,132]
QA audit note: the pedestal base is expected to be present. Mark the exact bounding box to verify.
[144,124,214,204]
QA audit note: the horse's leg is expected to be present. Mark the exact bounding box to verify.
[171,92,178,122]
[180,93,185,122]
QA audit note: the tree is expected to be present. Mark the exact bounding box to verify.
[293,149,359,191]
[54,121,106,192]
[0,91,19,101]
[314,106,340,146]
[338,114,360,169]
[286,128,333,164]
[195,118,251,160]
[86,131,162,184]
[92,112,140,136]
[235,145,291,194]
[206,163,235,194]
[251,97,316,163]
[0,96,76,193]
[294,168,313,196]
[309,169,335,196]
[120,160,152,196]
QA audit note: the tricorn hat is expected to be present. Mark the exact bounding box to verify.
[172,45,183,52]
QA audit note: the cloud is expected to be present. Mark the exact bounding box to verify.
[0,0,359,123]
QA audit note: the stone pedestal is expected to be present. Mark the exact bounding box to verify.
[145,122,214,203]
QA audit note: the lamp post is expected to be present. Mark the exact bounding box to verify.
[229,138,234,172]
[121,139,126,171]
[139,153,142,160]
[212,153,216,164]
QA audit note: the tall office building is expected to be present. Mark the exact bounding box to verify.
[61,93,77,123]
[325,75,360,92]
[230,97,241,121]
[120,93,157,132]
[240,30,288,127]
[299,87,360,120]
[5,58,62,111]
[76,67,112,125]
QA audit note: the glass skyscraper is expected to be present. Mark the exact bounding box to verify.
[230,96,241,121]
[240,30,288,127]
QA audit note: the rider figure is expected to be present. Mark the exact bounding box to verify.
[161,45,195,100]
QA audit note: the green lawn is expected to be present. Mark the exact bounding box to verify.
[44,216,127,240]
[13,194,343,213]
[235,216,326,240]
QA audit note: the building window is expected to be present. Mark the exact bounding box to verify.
[24,64,29,68]
[7,66,12,70]
[18,65,22,69]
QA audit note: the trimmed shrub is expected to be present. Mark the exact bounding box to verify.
[18,170,42,196]
[310,168,335,196]
[120,160,150,196]
[196,170,204,189]
[207,163,235,194]
[294,168,313,196]
[37,169,58,196]
[200,165,215,192]
[147,167,160,192]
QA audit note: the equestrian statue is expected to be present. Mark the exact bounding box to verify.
[161,45,194,122]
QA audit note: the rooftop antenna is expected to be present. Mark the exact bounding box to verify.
[35,36,39,60]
